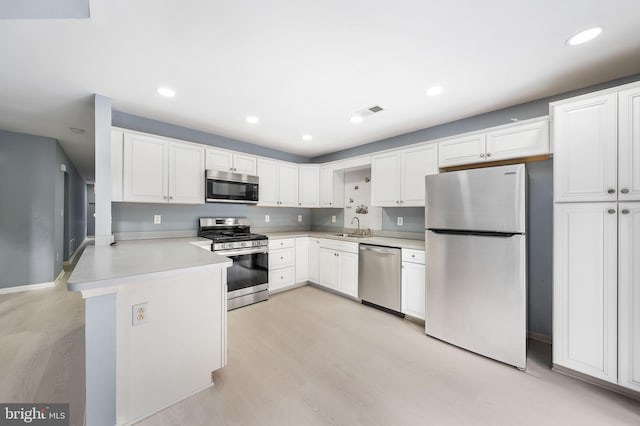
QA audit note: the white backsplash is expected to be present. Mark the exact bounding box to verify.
[343,168,382,230]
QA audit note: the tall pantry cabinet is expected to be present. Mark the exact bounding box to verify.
[552,82,640,393]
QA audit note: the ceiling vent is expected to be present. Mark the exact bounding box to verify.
[354,105,384,119]
[368,105,384,113]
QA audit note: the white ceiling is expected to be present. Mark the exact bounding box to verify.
[1,1,640,180]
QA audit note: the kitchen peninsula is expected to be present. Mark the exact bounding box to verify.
[68,238,231,426]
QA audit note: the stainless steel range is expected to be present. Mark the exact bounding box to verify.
[198,217,269,310]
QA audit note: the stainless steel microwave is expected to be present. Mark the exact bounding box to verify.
[205,170,259,204]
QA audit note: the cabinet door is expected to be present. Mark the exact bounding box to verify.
[233,153,257,175]
[337,251,358,298]
[278,163,299,207]
[401,261,426,320]
[298,166,320,207]
[400,145,438,206]
[295,238,309,283]
[619,203,640,392]
[123,133,168,203]
[308,238,321,284]
[205,148,234,172]
[553,93,618,202]
[257,159,279,206]
[319,248,337,290]
[111,130,124,202]
[371,152,401,206]
[619,86,640,201]
[486,118,549,161]
[169,142,204,204]
[553,203,618,383]
[320,167,344,207]
[438,133,486,167]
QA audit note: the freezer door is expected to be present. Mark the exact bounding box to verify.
[425,164,526,233]
[425,230,527,369]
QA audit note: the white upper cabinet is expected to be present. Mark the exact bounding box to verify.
[111,130,124,202]
[298,165,320,207]
[371,152,401,206]
[438,133,486,167]
[123,133,169,203]
[372,144,438,207]
[553,203,618,383]
[205,147,257,175]
[438,117,550,168]
[485,118,549,161]
[123,132,204,204]
[618,86,640,201]
[320,167,344,208]
[400,145,438,206]
[168,142,205,204]
[257,158,298,207]
[618,203,640,392]
[552,93,618,202]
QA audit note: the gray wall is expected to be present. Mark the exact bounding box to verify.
[0,130,85,288]
[56,143,87,262]
[112,111,310,164]
[0,0,89,19]
[111,203,311,234]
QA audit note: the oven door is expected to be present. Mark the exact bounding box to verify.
[216,247,269,298]
[206,174,259,204]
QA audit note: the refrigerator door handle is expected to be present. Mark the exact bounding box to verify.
[428,229,518,238]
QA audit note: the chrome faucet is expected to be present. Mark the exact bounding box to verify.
[351,217,360,234]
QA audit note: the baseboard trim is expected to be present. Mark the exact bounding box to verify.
[0,281,56,295]
[63,238,89,267]
[527,331,552,344]
[269,281,308,295]
[308,281,360,302]
[552,364,640,402]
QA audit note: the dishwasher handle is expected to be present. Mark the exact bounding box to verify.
[359,245,399,255]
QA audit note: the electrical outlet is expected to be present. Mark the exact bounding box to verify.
[132,302,149,326]
[153,214,161,224]
[397,217,404,226]
[298,214,303,223]
[265,215,270,223]
[331,215,337,223]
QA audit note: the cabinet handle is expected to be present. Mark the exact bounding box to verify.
[608,209,616,214]
[329,202,332,205]
[299,203,301,206]
[621,209,630,215]
[621,188,630,194]
[607,189,616,194]
[281,276,284,280]
[486,153,492,157]
[400,200,404,204]
[480,153,485,158]
[163,196,168,200]
[396,200,400,204]
[411,254,415,258]
[169,196,173,200]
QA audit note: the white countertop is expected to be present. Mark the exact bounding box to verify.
[68,237,232,292]
[266,231,425,250]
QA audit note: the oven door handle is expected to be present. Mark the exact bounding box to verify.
[216,247,268,257]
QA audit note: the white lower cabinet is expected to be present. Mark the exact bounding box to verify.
[295,237,309,283]
[308,238,321,284]
[269,239,296,292]
[318,240,358,298]
[401,249,426,320]
[619,203,640,392]
[553,203,618,383]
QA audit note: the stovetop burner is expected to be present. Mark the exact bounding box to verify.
[198,217,268,250]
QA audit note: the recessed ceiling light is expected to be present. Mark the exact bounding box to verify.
[157,87,176,98]
[246,116,259,124]
[69,127,85,134]
[567,27,602,45]
[426,86,444,96]
[350,115,363,124]
[302,134,312,141]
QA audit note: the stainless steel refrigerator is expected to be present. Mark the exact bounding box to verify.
[425,164,527,369]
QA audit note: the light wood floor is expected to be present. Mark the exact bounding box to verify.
[2,282,639,426]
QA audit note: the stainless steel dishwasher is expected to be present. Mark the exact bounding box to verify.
[358,244,403,315]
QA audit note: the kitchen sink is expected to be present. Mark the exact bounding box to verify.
[331,233,371,239]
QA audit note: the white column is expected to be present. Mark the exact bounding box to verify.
[94,94,113,246]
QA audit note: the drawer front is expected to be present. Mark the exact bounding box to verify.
[320,239,359,254]
[269,266,296,291]
[269,247,295,269]
[269,238,295,250]
[402,249,425,264]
